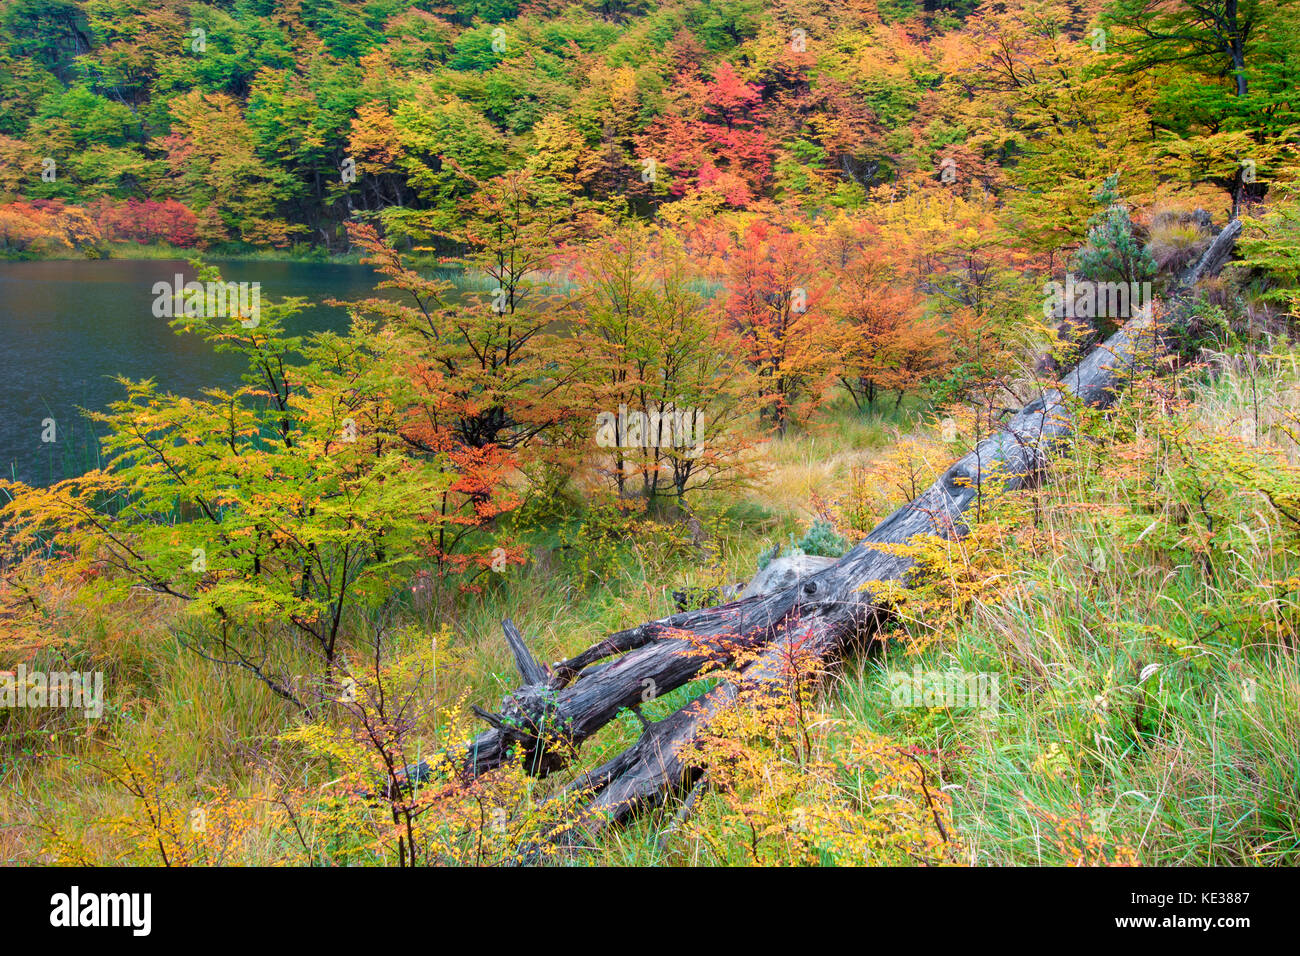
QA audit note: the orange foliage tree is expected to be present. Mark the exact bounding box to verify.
[823,219,950,410]
[722,218,836,433]
[343,222,529,584]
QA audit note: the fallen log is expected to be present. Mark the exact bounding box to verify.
[414,226,1241,843]
[1182,219,1242,288]
[419,311,1153,788]
[560,312,1166,839]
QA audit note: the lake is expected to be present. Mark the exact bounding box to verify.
[0,258,383,486]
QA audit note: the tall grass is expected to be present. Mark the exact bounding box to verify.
[3,358,1297,865]
[829,358,1300,865]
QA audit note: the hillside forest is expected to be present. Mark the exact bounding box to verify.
[1,0,1300,867]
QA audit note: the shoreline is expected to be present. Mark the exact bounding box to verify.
[0,244,366,265]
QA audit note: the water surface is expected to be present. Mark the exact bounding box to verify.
[0,258,381,485]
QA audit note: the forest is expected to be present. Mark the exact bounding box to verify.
[1,0,1299,870]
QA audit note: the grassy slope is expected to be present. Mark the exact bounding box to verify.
[839,358,1300,865]
[2,357,1297,865]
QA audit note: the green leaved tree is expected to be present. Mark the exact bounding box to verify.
[0,266,448,705]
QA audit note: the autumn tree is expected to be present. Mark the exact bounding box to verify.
[525,113,604,211]
[939,0,1157,252]
[0,198,102,254]
[163,90,301,246]
[638,61,774,210]
[382,89,511,241]
[346,102,411,214]
[824,220,948,410]
[565,222,760,501]
[89,197,199,246]
[343,172,587,576]
[0,269,446,703]
[722,218,835,433]
[1103,0,1300,214]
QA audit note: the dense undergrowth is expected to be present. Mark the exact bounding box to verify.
[3,334,1298,866]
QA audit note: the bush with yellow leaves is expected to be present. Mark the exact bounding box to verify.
[670,640,960,866]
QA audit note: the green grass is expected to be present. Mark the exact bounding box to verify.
[827,362,1300,865]
[4,358,1298,865]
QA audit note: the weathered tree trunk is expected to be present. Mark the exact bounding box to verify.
[1181,219,1242,288]
[558,311,1168,840]
[409,226,1241,847]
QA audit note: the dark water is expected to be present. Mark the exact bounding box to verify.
[0,258,381,485]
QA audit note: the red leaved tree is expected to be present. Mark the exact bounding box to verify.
[638,62,774,208]
[722,218,836,433]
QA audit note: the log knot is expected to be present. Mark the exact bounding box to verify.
[473,683,574,775]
